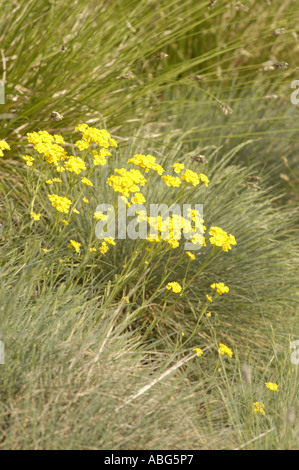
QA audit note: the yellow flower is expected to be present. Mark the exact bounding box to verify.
[64,155,86,174]
[218,343,233,358]
[48,194,72,213]
[172,163,185,174]
[206,312,211,317]
[128,154,164,175]
[56,165,65,172]
[122,296,130,304]
[75,123,116,148]
[209,226,236,252]
[198,173,210,187]
[73,208,80,214]
[162,175,181,187]
[93,211,107,221]
[30,212,41,221]
[131,192,146,204]
[61,219,69,225]
[107,168,147,197]
[53,134,65,144]
[68,239,81,253]
[109,137,118,148]
[81,177,93,186]
[166,282,182,293]
[265,382,279,392]
[99,241,109,255]
[32,139,67,166]
[210,282,229,295]
[27,130,53,144]
[83,197,89,204]
[45,179,53,184]
[42,248,49,253]
[92,148,110,166]
[206,294,212,302]
[253,402,265,416]
[75,139,90,150]
[186,251,195,260]
[0,139,10,157]
[193,348,203,357]
[89,247,97,252]
[181,169,200,186]
[104,237,116,245]
[22,155,34,166]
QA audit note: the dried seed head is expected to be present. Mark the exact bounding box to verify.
[239,48,251,57]
[218,100,233,115]
[156,52,169,59]
[192,74,206,81]
[280,173,290,182]
[281,156,289,168]
[116,71,136,80]
[286,407,295,426]
[274,61,289,69]
[241,364,252,387]
[191,154,208,164]
[126,21,136,33]
[248,176,262,182]
[235,2,249,12]
[61,44,67,52]
[7,94,18,102]
[265,94,279,99]
[263,60,276,71]
[50,111,64,121]
[273,28,285,36]
[245,182,261,191]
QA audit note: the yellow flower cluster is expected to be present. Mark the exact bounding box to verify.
[210,282,229,295]
[68,239,81,253]
[99,242,109,254]
[75,123,117,149]
[81,177,93,186]
[193,348,203,357]
[27,131,67,167]
[253,402,265,416]
[166,282,182,293]
[99,237,116,255]
[265,382,279,391]
[92,148,111,166]
[181,169,200,186]
[27,131,64,145]
[136,210,206,250]
[45,178,62,184]
[22,155,35,166]
[0,139,11,157]
[218,343,233,358]
[172,163,185,174]
[64,155,86,174]
[31,212,41,221]
[181,169,210,187]
[128,154,164,175]
[131,192,146,204]
[162,175,181,187]
[209,226,236,252]
[48,194,72,213]
[107,168,147,198]
[93,211,107,221]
